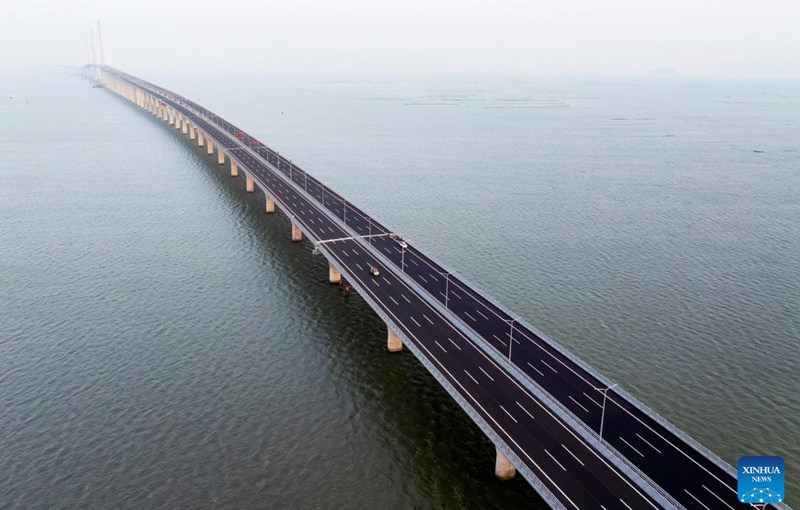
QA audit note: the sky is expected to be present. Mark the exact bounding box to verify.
[2,0,799,78]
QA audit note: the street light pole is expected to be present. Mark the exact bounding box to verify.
[596,383,619,442]
[507,318,517,361]
[444,273,450,309]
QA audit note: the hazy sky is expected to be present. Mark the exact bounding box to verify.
[3,0,799,78]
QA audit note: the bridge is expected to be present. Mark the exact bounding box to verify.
[88,65,788,510]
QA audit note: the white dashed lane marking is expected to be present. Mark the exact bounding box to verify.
[515,401,535,420]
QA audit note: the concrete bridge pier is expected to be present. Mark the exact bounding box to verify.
[182,119,188,135]
[387,327,403,352]
[291,222,302,242]
[175,115,182,130]
[246,174,254,192]
[266,196,275,213]
[189,125,196,140]
[328,262,341,283]
[207,139,214,155]
[495,448,516,480]
[197,130,205,147]
[230,161,238,177]
[218,147,226,165]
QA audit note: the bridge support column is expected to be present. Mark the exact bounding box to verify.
[291,222,302,242]
[197,130,205,147]
[328,262,341,284]
[207,139,214,155]
[189,125,196,140]
[495,448,516,480]
[266,196,275,213]
[175,115,182,130]
[387,327,403,352]
[231,161,238,177]
[218,147,226,165]
[246,174,254,192]
[182,120,188,135]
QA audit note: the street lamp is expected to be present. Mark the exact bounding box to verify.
[444,272,450,308]
[506,317,521,361]
[594,383,619,443]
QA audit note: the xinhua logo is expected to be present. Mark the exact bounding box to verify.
[738,456,784,504]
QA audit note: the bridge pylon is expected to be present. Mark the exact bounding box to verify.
[387,327,403,352]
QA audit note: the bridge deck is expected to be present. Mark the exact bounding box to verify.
[100,67,789,510]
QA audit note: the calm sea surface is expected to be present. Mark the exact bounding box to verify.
[1,69,798,509]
